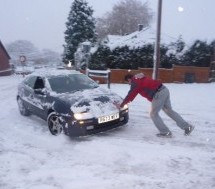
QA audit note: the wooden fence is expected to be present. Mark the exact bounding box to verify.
[86,65,210,84]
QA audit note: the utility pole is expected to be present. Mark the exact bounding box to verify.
[153,0,162,80]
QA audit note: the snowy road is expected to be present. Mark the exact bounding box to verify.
[0,75,215,189]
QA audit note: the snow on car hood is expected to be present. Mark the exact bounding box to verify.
[54,86,123,118]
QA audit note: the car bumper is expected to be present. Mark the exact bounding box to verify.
[63,110,129,137]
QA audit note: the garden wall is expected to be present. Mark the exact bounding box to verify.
[87,65,210,84]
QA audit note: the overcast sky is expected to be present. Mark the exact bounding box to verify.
[0,0,215,53]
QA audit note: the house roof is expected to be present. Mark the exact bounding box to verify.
[103,27,176,50]
[0,40,11,59]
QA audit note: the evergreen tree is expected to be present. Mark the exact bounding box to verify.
[89,45,112,70]
[89,38,214,69]
[209,40,215,61]
[111,46,130,69]
[160,45,172,68]
[182,40,211,67]
[138,44,154,68]
[63,0,97,64]
[168,36,186,65]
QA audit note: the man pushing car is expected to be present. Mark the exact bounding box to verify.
[116,73,194,138]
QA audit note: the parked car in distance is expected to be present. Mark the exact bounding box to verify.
[17,69,129,137]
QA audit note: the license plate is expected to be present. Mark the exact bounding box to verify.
[98,113,119,124]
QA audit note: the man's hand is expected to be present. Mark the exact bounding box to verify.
[113,101,121,109]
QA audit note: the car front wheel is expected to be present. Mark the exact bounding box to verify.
[17,97,30,116]
[47,112,63,136]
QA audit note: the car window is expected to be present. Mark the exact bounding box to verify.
[72,74,98,89]
[34,77,45,89]
[24,76,37,89]
[48,76,72,93]
[48,74,98,93]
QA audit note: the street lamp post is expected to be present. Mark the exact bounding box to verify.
[153,0,163,80]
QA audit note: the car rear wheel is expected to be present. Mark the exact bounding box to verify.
[17,97,30,116]
[47,112,63,136]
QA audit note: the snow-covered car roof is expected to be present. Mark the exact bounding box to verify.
[30,68,81,78]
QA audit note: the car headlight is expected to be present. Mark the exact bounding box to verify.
[120,104,128,111]
[74,113,83,120]
[74,112,93,120]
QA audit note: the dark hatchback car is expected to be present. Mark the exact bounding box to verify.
[17,69,129,137]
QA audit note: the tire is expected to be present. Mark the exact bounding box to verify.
[47,112,63,136]
[17,97,30,116]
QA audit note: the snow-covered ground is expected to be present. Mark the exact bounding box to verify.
[0,74,215,189]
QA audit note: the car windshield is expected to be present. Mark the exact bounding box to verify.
[48,74,99,93]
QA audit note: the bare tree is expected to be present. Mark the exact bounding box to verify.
[6,40,40,65]
[96,0,153,40]
[40,49,61,66]
[6,40,61,66]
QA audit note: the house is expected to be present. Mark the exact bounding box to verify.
[0,40,11,76]
[102,27,174,50]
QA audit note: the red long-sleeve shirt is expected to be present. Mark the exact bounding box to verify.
[120,76,162,107]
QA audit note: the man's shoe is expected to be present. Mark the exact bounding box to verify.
[184,125,194,136]
[156,132,172,138]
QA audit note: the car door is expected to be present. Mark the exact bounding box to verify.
[22,76,37,112]
[30,76,47,119]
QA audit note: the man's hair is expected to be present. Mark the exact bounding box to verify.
[124,74,133,81]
